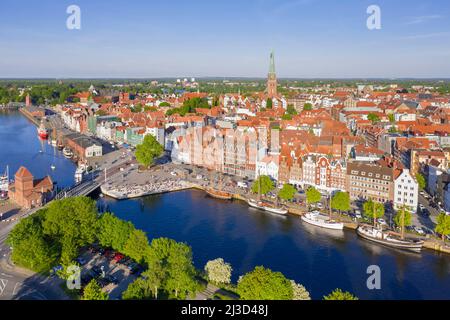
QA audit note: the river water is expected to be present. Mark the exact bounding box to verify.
[2,111,450,300]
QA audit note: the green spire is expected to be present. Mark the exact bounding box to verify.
[269,50,276,74]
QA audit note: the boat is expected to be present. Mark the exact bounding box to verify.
[51,139,57,147]
[356,224,424,252]
[301,211,344,230]
[57,141,64,150]
[63,147,73,158]
[51,165,56,170]
[0,166,9,192]
[74,163,87,184]
[205,188,233,200]
[301,192,344,230]
[37,119,48,139]
[247,199,288,215]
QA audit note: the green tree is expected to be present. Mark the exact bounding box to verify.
[281,113,292,120]
[251,175,275,196]
[81,280,109,300]
[363,199,385,227]
[303,103,313,111]
[278,184,297,202]
[368,113,380,124]
[42,197,98,265]
[158,101,170,107]
[122,277,152,300]
[145,238,198,299]
[388,113,395,123]
[96,213,135,252]
[331,191,351,214]
[266,98,273,109]
[123,229,150,264]
[237,266,293,300]
[135,134,164,167]
[394,206,412,239]
[290,280,311,300]
[204,258,232,285]
[6,213,58,273]
[435,212,450,242]
[415,173,426,190]
[323,288,358,300]
[306,186,321,206]
[286,104,298,115]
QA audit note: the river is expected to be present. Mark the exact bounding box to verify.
[2,111,450,300]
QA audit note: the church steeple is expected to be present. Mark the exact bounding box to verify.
[269,50,276,75]
[267,50,277,98]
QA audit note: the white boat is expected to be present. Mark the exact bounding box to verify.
[247,199,288,215]
[0,166,9,192]
[51,165,56,170]
[63,147,73,158]
[356,225,424,252]
[74,164,87,184]
[301,211,344,230]
[51,139,57,147]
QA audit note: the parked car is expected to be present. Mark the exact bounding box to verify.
[419,204,426,211]
[105,275,119,285]
[377,218,387,226]
[76,257,87,265]
[113,253,125,263]
[414,226,425,235]
[91,265,103,277]
[354,210,362,219]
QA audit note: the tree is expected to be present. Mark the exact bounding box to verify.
[145,238,198,299]
[363,199,385,227]
[388,113,395,123]
[266,98,273,109]
[204,258,232,285]
[323,288,358,300]
[135,134,164,167]
[42,197,98,265]
[143,262,166,299]
[278,184,297,202]
[303,103,313,111]
[122,277,152,300]
[81,280,109,300]
[286,104,298,115]
[415,173,426,190]
[7,213,58,273]
[306,186,321,205]
[123,229,150,264]
[367,113,380,124]
[251,175,275,196]
[394,206,412,239]
[435,213,450,242]
[96,213,135,252]
[281,113,292,120]
[290,280,311,300]
[237,266,293,300]
[331,191,351,214]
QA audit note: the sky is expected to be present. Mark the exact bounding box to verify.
[0,0,449,78]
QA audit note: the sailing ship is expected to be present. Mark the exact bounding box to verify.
[301,193,344,230]
[247,198,288,215]
[356,201,424,252]
[205,175,232,200]
[356,224,424,252]
[37,119,48,139]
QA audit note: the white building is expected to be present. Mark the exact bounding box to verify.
[394,169,419,212]
[256,155,279,181]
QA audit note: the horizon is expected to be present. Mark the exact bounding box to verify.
[0,0,450,78]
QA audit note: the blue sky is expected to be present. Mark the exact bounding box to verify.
[0,0,449,78]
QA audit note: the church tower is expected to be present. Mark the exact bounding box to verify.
[267,50,277,98]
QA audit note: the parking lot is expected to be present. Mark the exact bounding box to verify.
[74,246,144,299]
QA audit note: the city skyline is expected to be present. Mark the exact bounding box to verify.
[0,0,449,78]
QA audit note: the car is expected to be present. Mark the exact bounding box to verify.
[354,210,362,219]
[414,226,425,235]
[97,278,110,288]
[91,265,104,277]
[420,208,430,216]
[76,257,87,265]
[81,274,94,286]
[377,218,387,226]
[419,191,425,196]
[419,204,425,211]
[105,275,119,285]
[316,203,323,209]
[130,264,144,275]
[113,253,125,263]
